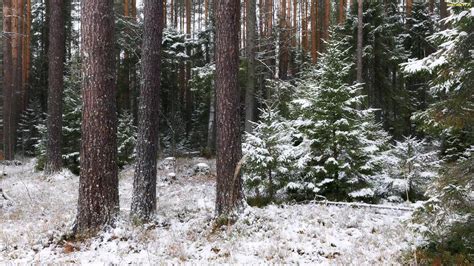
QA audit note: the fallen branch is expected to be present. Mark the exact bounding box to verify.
[0,188,13,202]
[301,200,414,212]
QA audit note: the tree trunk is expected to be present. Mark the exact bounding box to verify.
[310,0,317,63]
[323,0,330,44]
[45,0,65,173]
[245,0,256,133]
[215,0,243,218]
[3,0,14,160]
[356,0,363,83]
[406,0,412,17]
[278,0,289,79]
[131,0,163,222]
[207,81,216,152]
[440,0,447,29]
[75,0,119,236]
[338,0,346,24]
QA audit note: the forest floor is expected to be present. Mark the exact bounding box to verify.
[0,158,419,264]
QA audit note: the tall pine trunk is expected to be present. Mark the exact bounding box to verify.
[75,0,119,236]
[356,0,363,83]
[215,0,243,218]
[245,0,256,132]
[131,0,163,222]
[45,0,65,173]
[3,0,14,160]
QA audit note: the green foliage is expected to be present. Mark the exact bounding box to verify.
[117,111,137,168]
[17,100,44,157]
[412,151,474,263]
[243,106,305,203]
[290,36,389,202]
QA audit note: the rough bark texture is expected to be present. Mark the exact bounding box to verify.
[338,0,346,24]
[406,0,412,17]
[244,0,256,133]
[439,0,447,29]
[310,0,317,64]
[356,0,363,83]
[75,0,119,236]
[1,0,4,157]
[130,0,163,222]
[278,0,289,79]
[45,0,65,173]
[3,0,15,160]
[215,0,243,218]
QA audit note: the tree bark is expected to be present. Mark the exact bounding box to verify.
[406,0,412,17]
[310,0,317,63]
[45,0,65,173]
[338,0,346,24]
[3,0,15,160]
[245,0,256,133]
[215,0,243,218]
[356,0,363,83]
[130,0,163,222]
[75,0,119,236]
[278,0,289,79]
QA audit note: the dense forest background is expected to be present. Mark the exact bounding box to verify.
[0,0,472,263]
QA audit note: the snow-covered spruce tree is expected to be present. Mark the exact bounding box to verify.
[242,105,307,205]
[412,148,473,263]
[380,136,439,202]
[403,8,473,263]
[36,85,82,174]
[290,34,389,202]
[117,111,137,168]
[403,7,473,162]
[17,100,44,156]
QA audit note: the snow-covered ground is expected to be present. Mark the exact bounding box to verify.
[0,158,417,264]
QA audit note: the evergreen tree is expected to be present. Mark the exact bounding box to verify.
[117,111,136,168]
[381,136,439,202]
[243,106,306,204]
[17,99,44,156]
[291,34,388,201]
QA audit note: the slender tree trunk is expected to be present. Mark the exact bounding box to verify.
[310,0,317,63]
[0,0,3,156]
[356,0,363,83]
[338,0,346,24]
[245,0,256,133]
[429,0,434,14]
[440,0,447,29]
[215,0,243,218]
[278,0,289,79]
[45,0,65,173]
[207,81,216,152]
[131,0,163,222]
[406,0,412,17]
[185,0,192,135]
[323,0,330,43]
[75,0,119,236]
[3,0,14,160]
[301,0,308,54]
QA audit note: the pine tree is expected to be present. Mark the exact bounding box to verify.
[46,0,66,173]
[131,0,163,222]
[75,0,119,236]
[381,136,439,202]
[215,0,244,218]
[243,106,305,204]
[117,111,136,168]
[17,99,44,156]
[291,34,388,201]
